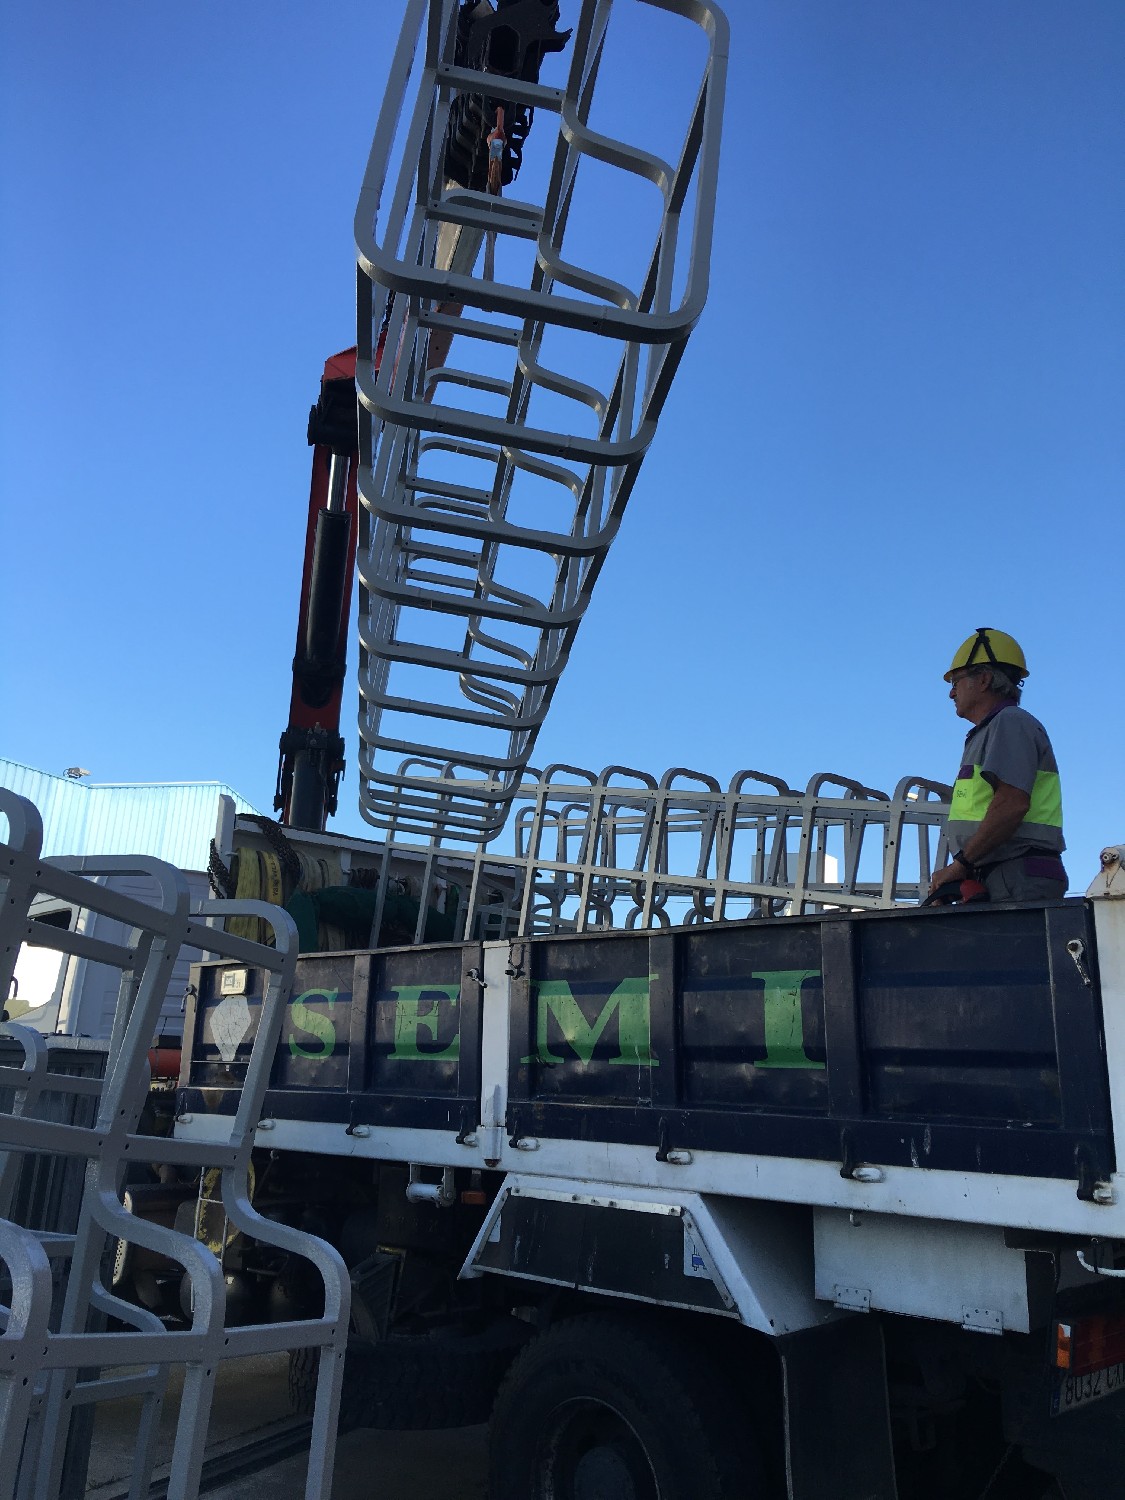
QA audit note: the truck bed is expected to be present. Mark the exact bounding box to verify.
[179,898,1119,1233]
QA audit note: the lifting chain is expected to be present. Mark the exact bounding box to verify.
[207,839,235,899]
[244,814,303,889]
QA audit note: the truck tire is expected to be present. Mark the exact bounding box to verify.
[488,1313,769,1500]
[289,1317,531,1431]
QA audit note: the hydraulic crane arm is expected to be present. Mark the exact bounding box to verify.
[274,348,360,831]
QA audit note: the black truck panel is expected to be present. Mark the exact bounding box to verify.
[181,900,1113,1185]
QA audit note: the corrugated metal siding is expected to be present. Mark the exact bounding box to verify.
[0,759,91,855]
[0,758,259,871]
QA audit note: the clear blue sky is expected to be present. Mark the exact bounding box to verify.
[2,2,1122,885]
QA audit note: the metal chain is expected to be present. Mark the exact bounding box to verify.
[207,839,235,899]
[243,814,302,889]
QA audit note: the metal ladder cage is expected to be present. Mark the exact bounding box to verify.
[353,0,730,845]
[346,762,952,947]
[0,790,350,1500]
[456,765,954,934]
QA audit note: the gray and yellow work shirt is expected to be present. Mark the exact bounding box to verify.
[945,704,1064,865]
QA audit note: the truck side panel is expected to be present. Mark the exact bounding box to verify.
[186,942,484,1135]
[181,900,1113,1193]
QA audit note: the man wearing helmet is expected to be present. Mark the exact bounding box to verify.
[929,628,1067,903]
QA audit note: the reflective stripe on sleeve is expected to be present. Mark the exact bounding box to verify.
[1028,768,1063,829]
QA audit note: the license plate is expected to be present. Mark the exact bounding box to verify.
[1051,1361,1125,1416]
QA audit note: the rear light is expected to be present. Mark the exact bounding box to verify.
[1056,1323,1071,1370]
[1054,1311,1125,1374]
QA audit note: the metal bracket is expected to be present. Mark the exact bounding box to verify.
[655,1115,681,1163]
[1066,937,1092,987]
[1075,1143,1113,1202]
[839,1126,857,1179]
[406,1164,456,1208]
[504,944,524,979]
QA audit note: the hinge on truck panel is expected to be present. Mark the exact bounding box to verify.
[832,1284,871,1313]
[961,1306,1003,1335]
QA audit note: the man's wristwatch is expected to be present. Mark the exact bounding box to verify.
[953,850,978,877]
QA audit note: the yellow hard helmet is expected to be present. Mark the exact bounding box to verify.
[944,627,1028,683]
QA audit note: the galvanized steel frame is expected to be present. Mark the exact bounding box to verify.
[353,0,730,844]
[350,762,952,945]
[0,790,350,1500]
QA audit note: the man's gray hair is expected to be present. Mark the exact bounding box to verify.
[984,665,1023,701]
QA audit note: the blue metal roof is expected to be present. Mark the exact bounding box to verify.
[0,758,260,871]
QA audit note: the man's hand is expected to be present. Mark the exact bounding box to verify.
[928,859,968,895]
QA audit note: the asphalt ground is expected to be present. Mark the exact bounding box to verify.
[83,1353,488,1500]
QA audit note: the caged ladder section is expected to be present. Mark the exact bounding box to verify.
[353,0,730,846]
[0,789,350,1500]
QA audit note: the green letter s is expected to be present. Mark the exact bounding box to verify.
[288,989,338,1059]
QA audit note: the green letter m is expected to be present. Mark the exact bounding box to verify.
[527,977,658,1067]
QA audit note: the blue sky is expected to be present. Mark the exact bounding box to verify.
[2,1,1122,886]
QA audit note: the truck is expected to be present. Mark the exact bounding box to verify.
[164,848,1125,1500]
[7,2,1122,1496]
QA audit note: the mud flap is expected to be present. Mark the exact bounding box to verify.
[778,1316,897,1500]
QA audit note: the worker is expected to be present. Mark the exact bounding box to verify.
[929,628,1067,902]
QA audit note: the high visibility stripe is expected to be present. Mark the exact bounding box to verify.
[947,765,1063,833]
[948,766,993,823]
[1029,768,1063,829]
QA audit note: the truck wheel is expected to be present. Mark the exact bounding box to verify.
[488,1314,768,1500]
[289,1316,531,1431]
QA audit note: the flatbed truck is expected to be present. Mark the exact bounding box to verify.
[166,855,1125,1499]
